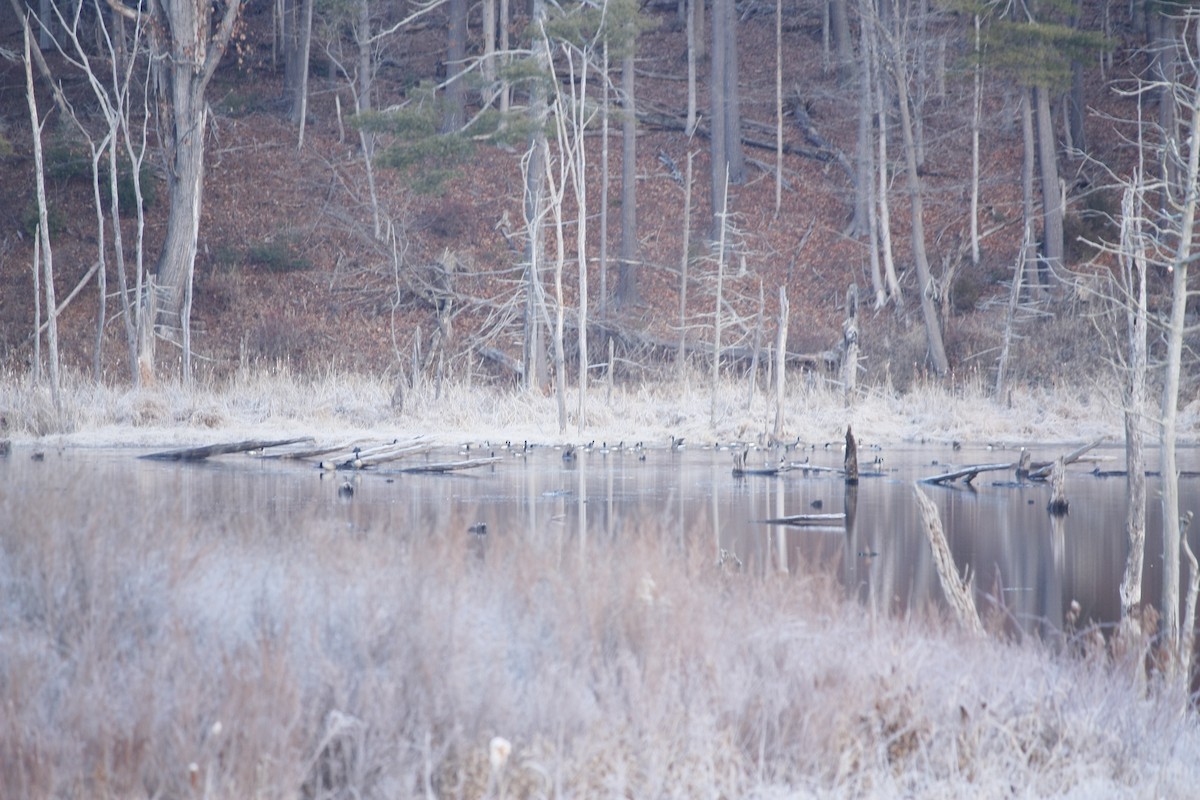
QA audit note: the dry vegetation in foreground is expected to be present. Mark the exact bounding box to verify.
[1,461,1198,799]
[1,363,1180,450]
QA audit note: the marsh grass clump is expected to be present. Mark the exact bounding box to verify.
[0,457,1198,799]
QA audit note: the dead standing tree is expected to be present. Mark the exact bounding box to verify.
[143,0,243,343]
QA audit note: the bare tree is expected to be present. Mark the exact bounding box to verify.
[709,0,744,237]
[442,0,467,132]
[23,19,59,412]
[615,37,640,307]
[877,3,949,375]
[144,0,244,330]
[1117,171,1149,635]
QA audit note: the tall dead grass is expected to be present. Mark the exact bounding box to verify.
[1,464,1197,798]
[0,361,1163,450]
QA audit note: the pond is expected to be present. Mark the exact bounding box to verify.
[3,437,1198,638]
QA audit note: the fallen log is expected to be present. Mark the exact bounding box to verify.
[920,462,1014,486]
[359,442,436,467]
[921,438,1107,486]
[1028,438,1105,480]
[788,462,845,475]
[259,441,367,460]
[141,437,313,461]
[392,457,501,474]
[758,512,847,526]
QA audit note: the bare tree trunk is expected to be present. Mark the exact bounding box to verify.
[829,0,853,84]
[499,0,511,114]
[690,0,705,60]
[841,283,859,401]
[721,0,745,184]
[889,29,949,376]
[875,46,900,305]
[709,0,744,236]
[523,0,550,392]
[1034,85,1064,282]
[482,0,496,84]
[615,45,640,307]
[443,0,467,132]
[24,21,60,413]
[295,0,315,145]
[679,151,694,374]
[545,138,567,433]
[1119,174,1148,632]
[344,0,382,240]
[1020,89,1042,295]
[687,0,698,134]
[773,286,788,439]
[969,13,981,266]
[150,0,243,328]
[856,0,881,304]
[774,0,783,216]
[994,226,1026,400]
[850,0,872,240]
[1159,72,1200,657]
[711,167,729,427]
[710,0,728,238]
[599,43,610,318]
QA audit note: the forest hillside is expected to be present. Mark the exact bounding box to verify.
[0,0,1195,411]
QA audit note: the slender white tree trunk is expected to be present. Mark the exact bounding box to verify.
[969,13,981,266]
[25,22,60,412]
[1159,71,1200,656]
[1119,173,1148,631]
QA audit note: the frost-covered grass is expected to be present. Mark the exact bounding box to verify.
[1,461,1198,799]
[3,363,1185,449]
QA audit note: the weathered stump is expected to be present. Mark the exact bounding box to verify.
[844,426,859,485]
[1016,449,1032,483]
[1048,457,1069,515]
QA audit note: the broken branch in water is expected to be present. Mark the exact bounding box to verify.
[920,438,1107,486]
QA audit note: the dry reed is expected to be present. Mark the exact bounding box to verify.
[0,460,1197,798]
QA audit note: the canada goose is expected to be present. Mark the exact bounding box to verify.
[562,445,577,462]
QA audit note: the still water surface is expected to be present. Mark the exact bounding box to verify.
[3,440,1198,636]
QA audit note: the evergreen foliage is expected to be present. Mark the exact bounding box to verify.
[984,7,1109,90]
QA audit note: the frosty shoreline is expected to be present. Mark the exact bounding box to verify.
[2,367,1197,451]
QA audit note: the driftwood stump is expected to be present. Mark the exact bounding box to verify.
[1048,456,1069,515]
[844,426,859,485]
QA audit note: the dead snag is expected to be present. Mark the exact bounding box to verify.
[841,283,859,402]
[1016,449,1032,483]
[1048,457,1069,515]
[844,425,859,485]
[913,485,984,636]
